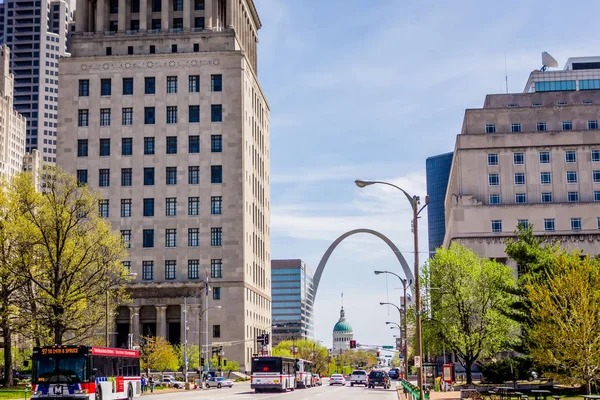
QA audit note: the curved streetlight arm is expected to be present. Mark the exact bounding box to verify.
[201,305,222,318]
[355,180,416,209]
[379,302,402,314]
[385,321,401,329]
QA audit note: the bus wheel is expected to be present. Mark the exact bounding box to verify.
[127,385,133,400]
[96,386,102,400]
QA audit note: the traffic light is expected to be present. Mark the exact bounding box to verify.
[264,334,269,345]
[218,356,222,366]
[201,357,205,367]
[349,340,356,349]
[376,351,380,357]
[224,359,227,366]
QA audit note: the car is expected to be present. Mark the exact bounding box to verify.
[388,368,400,380]
[313,374,322,386]
[161,377,183,389]
[350,370,368,387]
[205,376,233,389]
[368,370,391,389]
[329,374,345,386]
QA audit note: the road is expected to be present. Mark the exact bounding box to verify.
[147,380,401,400]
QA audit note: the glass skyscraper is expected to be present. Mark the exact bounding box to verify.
[271,259,314,346]
[426,152,453,256]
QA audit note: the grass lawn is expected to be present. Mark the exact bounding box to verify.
[0,389,31,400]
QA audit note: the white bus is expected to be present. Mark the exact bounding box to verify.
[294,359,314,389]
[251,356,296,393]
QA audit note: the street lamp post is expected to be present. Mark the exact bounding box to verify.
[380,300,407,378]
[357,179,428,400]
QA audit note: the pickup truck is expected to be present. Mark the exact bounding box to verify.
[350,370,368,387]
[367,370,391,389]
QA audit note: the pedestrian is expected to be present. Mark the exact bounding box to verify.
[149,376,155,393]
[141,376,147,393]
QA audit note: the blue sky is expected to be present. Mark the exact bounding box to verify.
[254,0,600,348]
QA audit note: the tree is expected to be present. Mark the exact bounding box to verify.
[174,343,200,371]
[426,243,519,384]
[526,252,600,394]
[11,169,129,345]
[139,336,178,374]
[209,356,240,377]
[272,339,329,375]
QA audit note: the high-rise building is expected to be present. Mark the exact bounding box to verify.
[56,0,270,370]
[426,152,453,256]
[0,0,73,163]
[0,45,27,181]
[271,259,314,346]
[443,56,600,270]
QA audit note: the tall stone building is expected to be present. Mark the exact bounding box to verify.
[57,0,270,370]
[444,56,600,270]
[0,45,27,181]
[0,0,73,162]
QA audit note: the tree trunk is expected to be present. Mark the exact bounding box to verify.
[465,360,473,385]
[587,379,592,395]
[3,325,12,387]
[54,323,62,345]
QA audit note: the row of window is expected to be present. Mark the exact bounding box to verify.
[78,136,222,156]
[130,257,221,282]
[79,74,221,97]
[488,150,600,166]
[488,190,600,204]
[77,166,222,187]
[534,79,600,92]
[124,227,222,248]
[488,171,600,186]
[77,105,222,126]
[485,120,599,134]
[111,196,222,218]
[491,217,600,233]
[106,0,204,16]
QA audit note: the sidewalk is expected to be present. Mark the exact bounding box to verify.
[429,390,461,400]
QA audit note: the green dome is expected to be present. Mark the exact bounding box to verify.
[333,320,353,333]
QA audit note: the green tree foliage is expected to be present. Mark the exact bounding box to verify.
[174,344,200,371]
[426,243,519,384]
[140,336,178,374]
[209,355,240,377]
[526,252,600,394]
[272,339,329,375]
[479,356,535,384]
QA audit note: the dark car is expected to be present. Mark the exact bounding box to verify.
[368,370,391,389]
[388,368,400,380]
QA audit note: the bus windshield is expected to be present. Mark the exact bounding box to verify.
[252,358,282,373]
[34,356,87,383]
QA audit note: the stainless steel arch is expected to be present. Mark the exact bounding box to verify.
[312,229,414,302]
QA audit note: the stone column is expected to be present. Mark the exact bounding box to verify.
[161,0,169,31]
[96,0,105,33]
[129,306,140,344]
[125,0,131,30]
[182,0,190,30]
[139,0,147,31]
[156,305,168,339]
[204,0,212,30]
[117,0,126,31]
[225,0,232,28]
[75,0,88,32]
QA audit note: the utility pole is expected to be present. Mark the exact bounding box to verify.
[183,296,188,383]
[403,278,411,380]
[105,290,109,347]
[413,197,424,400]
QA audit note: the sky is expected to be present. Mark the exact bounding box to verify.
[253,0,600,349]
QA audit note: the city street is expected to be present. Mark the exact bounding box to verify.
[146,380,401,400]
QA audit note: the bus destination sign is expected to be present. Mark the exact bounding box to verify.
[39,347,83,356]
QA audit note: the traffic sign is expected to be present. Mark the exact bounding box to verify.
[414,356,421,367]
[382,346,394,349]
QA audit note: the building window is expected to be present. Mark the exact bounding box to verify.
[535,80,575,92]
[123,78,134,95]
[101,79,111,96]
[536,122,547,132]
[544,219,555,232]
[194,0,204,10]
[144,167,155,185]
[98,199,109,218]
[166,106,177,124]
[540,172,552,184]
[150,45,156,54]
[488,173,499,186]
[79,79,89,97]
[489,194,500,205]
[166,197,177,216]
[213,287,221,300]
[491,220,502,233]
[194,17,204,30]
[514,172,525,185]
[589,120,599,130]
[562,121,572,131]
[539,151,550,164]
[567,191,579,202]
[78,109,89,127]
[166,136,177,154]
[515,193,527,204]
[594,171,600,183]
[211,228,222,246]
[144,107,155,124]
[143,229,154,247]
[211,259,222,278]
[77,139,88,157]
[189,75,200,92]
[213,325,220,338]
[598,217,600,230]
[165,229,176,247]
[122,108,133,125]
[595,191,600,202]
[77,170,88,185]
[99,138,110,156]
[121,199,132,217]
[511,123,521,133]
[167,76,178,94]
[211,74,222,92]
[565,150,576,163]
[513,152,524,165]
[144,137,155,154]
[121,168,132,186]
[143,198,154,216]
[100,109,111,126]
[211,105,222,122]
[171,44,178,53]
[541,192,553,203]
[188,197,199,215]
[189,136,200,153]
[487,153,498,166]
[121,230,131,248]
[189,166,199,184]
[211,135,222,152]
[142,261,154,280]
[165,260,176,280]
[188,228,199,247]
[211,165,222,183]
[211,196,222,215]
[145,77,155,94]
[518,219,529,230]
[166,167,177,185]
[485,124,496,134]
[566,171,578,184]
[189,105,200,123]
[122,138,132,155]
[188,260,199,279]
[123,261,131,274]
[173,0,182,11]
[99,169,110,187]
[592,150,600,162]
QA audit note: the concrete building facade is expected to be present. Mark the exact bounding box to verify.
[270,259,314,346]
[57,0,270,371]
[0,0,73,163]
[444,57,600,269]
[426,152,453,256]
[0,45,27,181]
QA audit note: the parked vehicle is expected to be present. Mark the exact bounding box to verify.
[162,377,183,388]
[388,368,400,380]
[313,374,322,386]
[368,370,391,389]
[329,374,345,386]
[350,370,368,387]
[205,377,233,389]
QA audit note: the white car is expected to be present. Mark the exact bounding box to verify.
[205,377,233,389]
[330,374,345,386]
[161,378,183,388]
[350,370,368,387]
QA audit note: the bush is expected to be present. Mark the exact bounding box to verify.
[479,356,535,384]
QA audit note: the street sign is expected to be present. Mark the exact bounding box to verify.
[414,356,421,367]
[382,346,394,349]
